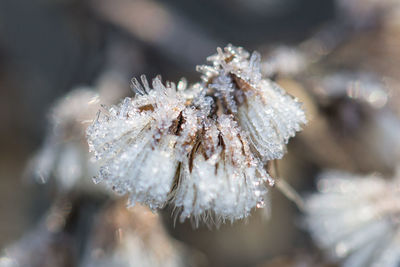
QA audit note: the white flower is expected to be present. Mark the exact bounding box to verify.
[197,44,307,160]
[87,76,185,209]
[173,115,271,225]
[27,88,102,190]
[305,169,400,267]
[27,70,129,192]
[86,45,306,225]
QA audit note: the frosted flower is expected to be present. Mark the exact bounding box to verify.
[305,169,400,267]
[87,76,186,209]
[87,45,306,224]
[81,203,187,267]
[173,115,271,225]
[27,88,102,190]
[26,70,130,191]
[197,44,307,160]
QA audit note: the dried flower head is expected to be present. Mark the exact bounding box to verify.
[86,44,306,225]
[305,169,400,267]
[27,72,129,191]
[28,88,102,190]
[197,44,307,161]
[81,202,187,267]
[262,46,308,77]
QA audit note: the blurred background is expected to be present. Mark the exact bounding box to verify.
[1,0,400,266]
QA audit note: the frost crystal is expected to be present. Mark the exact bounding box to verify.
[86,45,306,225]
[305,169,400,267]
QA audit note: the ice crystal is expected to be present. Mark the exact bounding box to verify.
[305,169,400,267]
[86,44,306,224]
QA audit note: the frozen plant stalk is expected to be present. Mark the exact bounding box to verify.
[86,44,307,225]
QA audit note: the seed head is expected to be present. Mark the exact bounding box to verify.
[305,169,400,267]
[86,45,307,225]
